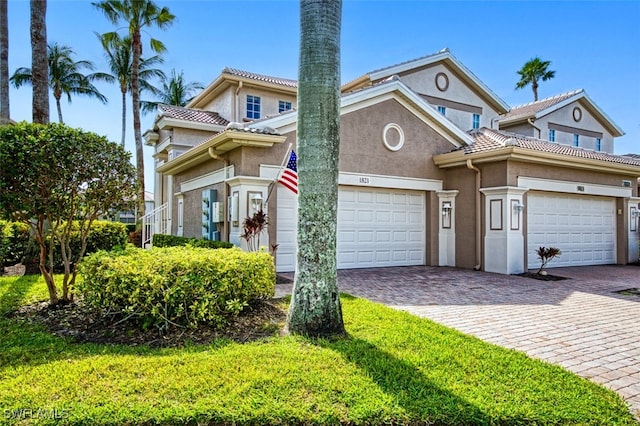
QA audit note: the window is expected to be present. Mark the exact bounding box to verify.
[573,134,579,147]
[549,129,555,142]
[472,114,480,129]
[279,100,292,113]
[177,198,184,236]
[437,106,446,115]
[246,95,261,119]
[596,138,602,151]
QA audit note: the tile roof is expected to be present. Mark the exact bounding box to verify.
[464,128,640,167]
[501,89,583,121]
[222,67,297,88]
[157,104,229,126]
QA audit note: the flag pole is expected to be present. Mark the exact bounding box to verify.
[265,142,293,204]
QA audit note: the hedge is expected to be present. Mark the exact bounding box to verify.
[77,246,275,329]
[152,233,234,249]
[0,220,30,268]
[22,220,128,272]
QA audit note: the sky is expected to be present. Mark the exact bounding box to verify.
[6,0,640,193]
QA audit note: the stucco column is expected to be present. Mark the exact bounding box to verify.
[436,190,459,267]
[226,176,272,251]
[480,186,528,274]
[628,197,640,263]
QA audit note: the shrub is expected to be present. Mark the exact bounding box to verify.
[152,233,234,249]
[22,220,128,272]
[0,221,30,268]
[77,246,275,329]
[536,246,561,274]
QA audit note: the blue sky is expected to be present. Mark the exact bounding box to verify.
[6,0,640,191]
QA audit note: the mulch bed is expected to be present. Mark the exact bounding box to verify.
[516,272,569,281]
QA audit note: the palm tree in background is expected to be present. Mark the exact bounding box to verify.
[141,68,203,115]
[0,0,9,124]
[515,57,556,101]
[98,32,164,147]
[10,43,113,123]
[93,0,175,219]
[30,0,48,124]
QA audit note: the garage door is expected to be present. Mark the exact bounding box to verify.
[276,186,425,272]
[527,192,616,269]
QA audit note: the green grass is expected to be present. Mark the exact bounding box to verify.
[0,275,637,425]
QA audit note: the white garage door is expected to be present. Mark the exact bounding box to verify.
[527,192,616,269]
[276,186,425,272]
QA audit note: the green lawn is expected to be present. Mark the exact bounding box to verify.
[0,274,637,425]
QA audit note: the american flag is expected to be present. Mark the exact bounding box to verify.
[278,150,298,194]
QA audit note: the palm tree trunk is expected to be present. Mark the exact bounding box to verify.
[121,88,127,147]
[55,95,63,123]
[30,0,48,124]
[286,0,345,338]
[532,79,539,102]
[0,0,9,124]
[131,30,145,220]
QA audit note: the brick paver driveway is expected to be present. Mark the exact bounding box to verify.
[276,265,640,417]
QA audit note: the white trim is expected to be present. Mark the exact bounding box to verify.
[517,176,632,198]
[260,166,443,192]
[339,172,442,191]
[156,116,227,133]
[382,123,405,151]
[179,165,235,193]
[226,176,274,187]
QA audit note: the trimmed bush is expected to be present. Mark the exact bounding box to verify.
[77,246,275,329]
[0,221,30,268]
[152,233,234,249]
[22,220,128,272]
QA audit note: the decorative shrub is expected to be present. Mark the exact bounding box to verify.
[0,221,30,268]
[21,220,128,272]
[536,246,561,274]
[77,246,275,329]
[152,233,234,249]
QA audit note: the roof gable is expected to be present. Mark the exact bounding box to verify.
[249,77,475,149]
[342,48,510,114]
[500,90,624,137]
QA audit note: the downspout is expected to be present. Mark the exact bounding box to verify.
[466,159,482,270]
[527,118,541,139]
[208,148,228,242]
[234,81,243,122]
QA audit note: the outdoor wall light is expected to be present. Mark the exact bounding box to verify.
[631,210,640,219]
[442,202,452,229]
[250,193,263,212]
[513,202,525,213]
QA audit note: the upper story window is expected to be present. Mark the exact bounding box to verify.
[437,106,446,116]
[573,134,579,147]
[246,95,261,119]
[279,100,292,113]
[596,138,602,151]
[549,129,555,142]
[472,114,480,129]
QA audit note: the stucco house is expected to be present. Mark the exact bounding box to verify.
[144,49,640,275]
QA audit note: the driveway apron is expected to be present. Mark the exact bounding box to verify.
[276,265,640,417]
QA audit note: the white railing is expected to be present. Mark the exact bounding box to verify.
[141,202,169,248]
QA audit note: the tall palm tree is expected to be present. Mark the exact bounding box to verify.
[286,0,345,337]
[93,0,175,219]
[98,32,164,147]
[30,0,48,124]
[10,43,113,123]
[0,0,9,124]
[141,68,203,115]
[515,57,556,101]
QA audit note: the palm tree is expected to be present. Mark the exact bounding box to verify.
[515,57,556,101]
[0,0,9,124]
[141,68,203,115]
[98,32,164,147]
[93,0,175,219]
[30,0,48,124]
[286,0,345,337]
[10,43,113,123]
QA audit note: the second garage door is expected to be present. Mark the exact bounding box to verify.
[527,192,616,269]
